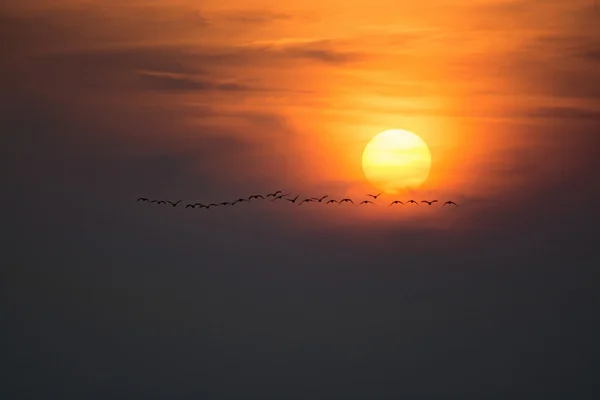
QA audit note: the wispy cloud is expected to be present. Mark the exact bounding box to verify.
[219,10,294,24]
[136,70,253,92]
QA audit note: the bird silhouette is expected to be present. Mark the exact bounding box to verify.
[389,200,404,206]
[185,204,196,208]
[207,203,218,208]
[137,197,149,202]
[299,198,315,206]
[360,200,374,205]
[286,195,300,204]
[443,201,459,207]
[220,202,232,206]
[248,195,264,200]
[406,200,419,205]
[326,199,339,204]
[272,194,289,201]
[157,200,166,204]
[339,198,354,204]
[421,200,438,206]
[233,198,250,205]
[198,204,209,209]
[367,193,381,199]
[150,200,160,204]
[167,200,182,207]
[311,195,328,202]
[266,190,283,197]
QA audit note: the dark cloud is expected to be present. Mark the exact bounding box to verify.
[513,106,600,120]
[0,6,208,57]
[576,47,600,63]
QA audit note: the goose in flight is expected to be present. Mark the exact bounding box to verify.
[443,201,459,207]
[421,200,438,206]
[339,198,354,204]
[150,200,160,204]
[220,202,232,206]
[248,194,264,200]
[185,204,196,208]
[299,198,315,206]
[367,193,381,199]
[360,200,374,205]
[272,194,290,201]
[311,195,328,202]
[266,190,283,197]
[137,197,149,202]
[207,203,219,208]
[326,199,339,204]
[233,198,250,205]
[406,200,419,205]
[286,195,300,204]
[167,200,182,207]
[389,200,404,206]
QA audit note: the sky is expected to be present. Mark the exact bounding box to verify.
[2,1,600,398]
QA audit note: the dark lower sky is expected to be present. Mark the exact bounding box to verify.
[2,1,600,399]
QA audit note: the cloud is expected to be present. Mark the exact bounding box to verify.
[450,37,600,100]
[513,106,600,120]
[220,10,293,24]
[192,40,367,66]
[135,70,253,92]
[574,44,600,63]
[285,45,363,64]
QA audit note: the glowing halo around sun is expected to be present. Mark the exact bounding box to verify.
[361,129,432,194]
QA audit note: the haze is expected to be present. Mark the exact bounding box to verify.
[2,1,599,399]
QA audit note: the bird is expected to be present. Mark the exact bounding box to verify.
[193,203,205,208]
[157,200,166,204]
[137,197,149,202]
[443,201,459,207]
[406,200,419,205]
[339,198,354,204]
[248,195,264,200]
[286,195,300,204]
[389,200,404,206]
[311,195,328,202]
[207,203,219,208]
[326,199,339,204]
[360,200,374,205]
[150,200,160,204]
[197,204,209,209]
[299,198,315,206]
[421,200,438,206]
[167,200,182,207]
[266,190,283,197]
[185,204,196,208]
[272,194,289,201]
[367,193,381,199]
[220,202,231,206]
[233,198,250,205]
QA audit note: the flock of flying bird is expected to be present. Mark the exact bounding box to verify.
[136,191,459,209]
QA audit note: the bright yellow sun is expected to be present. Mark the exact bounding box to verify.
[362,129,432,194]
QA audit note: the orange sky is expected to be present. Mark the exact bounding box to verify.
[2,0,599,229]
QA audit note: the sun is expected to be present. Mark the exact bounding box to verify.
[362,129,432,194]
